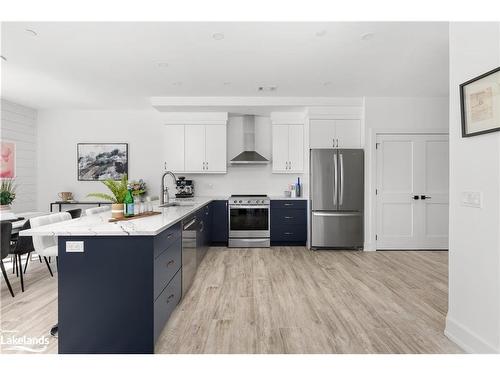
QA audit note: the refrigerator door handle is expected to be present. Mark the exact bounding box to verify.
[313,212,362,217]
[339,153,344,206]
[333,152,338,205]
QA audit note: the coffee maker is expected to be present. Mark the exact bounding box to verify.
[175,177,194,198]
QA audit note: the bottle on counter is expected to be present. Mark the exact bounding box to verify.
[296,177,301,197]
[124,185,135,217]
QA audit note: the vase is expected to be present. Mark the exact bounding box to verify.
[111,203,125,219]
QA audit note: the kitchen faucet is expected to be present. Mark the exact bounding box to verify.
[160,170,177,205]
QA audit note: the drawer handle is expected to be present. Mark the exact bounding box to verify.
[284,203,293,206]
[167,234,173,239]
[284,216,294,219]
[166,294,175,303]
[166,260,175,268]
[284,232,293,235]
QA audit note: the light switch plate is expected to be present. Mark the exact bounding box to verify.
[66,241,84,252]
[461,191,482,208]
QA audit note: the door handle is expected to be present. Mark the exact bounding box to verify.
[166,260,175,267]
[420,195,432,200]
[333,152,338,205]
[413,195,420,200]
[339,153,344,206]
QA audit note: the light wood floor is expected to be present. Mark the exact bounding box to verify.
[1,248,462,354]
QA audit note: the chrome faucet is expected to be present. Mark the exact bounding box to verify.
[160,171,177,205]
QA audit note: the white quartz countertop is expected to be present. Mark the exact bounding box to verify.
[20,197,214,237]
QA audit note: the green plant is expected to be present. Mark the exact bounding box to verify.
[87,174,129,203]
[0,179,16,205]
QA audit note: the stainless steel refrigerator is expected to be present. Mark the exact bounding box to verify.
[310,149,364,249]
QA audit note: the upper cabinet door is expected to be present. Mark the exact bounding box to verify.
[288,124,304,172]
[164,125,185,172]
[184,125,206,172]
[335,120,361,148]
[309,119,336,149]
[205,124,227,173]
[272,124,289,173]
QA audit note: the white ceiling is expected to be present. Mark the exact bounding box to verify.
[0,22,449,110]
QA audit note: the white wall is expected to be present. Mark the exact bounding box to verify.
[445,22,500,353]
[0,99,38,212]
[36,110,305,211]
[364,96,449,250]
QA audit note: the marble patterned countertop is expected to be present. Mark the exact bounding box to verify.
[19,195,308,237]
[20,197,214,237]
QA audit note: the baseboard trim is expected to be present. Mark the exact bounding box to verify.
[445,315,499,353]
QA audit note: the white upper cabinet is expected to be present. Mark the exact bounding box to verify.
[164,121,227,174]
[184,125,206,172]
[272,124,304,173]
[164,125,185,172]
[310,119,361,149]
[204,124,227,172]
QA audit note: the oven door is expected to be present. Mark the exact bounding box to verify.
[229,205,270,238]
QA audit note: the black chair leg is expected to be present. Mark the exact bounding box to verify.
[1,260,15,297]
[56,256,58,271]
[38,255,42,263]
[18,254,24,292]
[13,255,18,276]
[24,253,31,274]
[44,257,54,277]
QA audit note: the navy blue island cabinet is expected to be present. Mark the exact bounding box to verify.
[57,222,182,354]
[270,200,307,245]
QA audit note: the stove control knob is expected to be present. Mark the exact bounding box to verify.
[239,200,242,203]
[247,200,251,203]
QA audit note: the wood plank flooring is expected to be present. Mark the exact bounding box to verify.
[1,248,462,354]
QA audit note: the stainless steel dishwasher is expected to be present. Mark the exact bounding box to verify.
[182,214,197,297]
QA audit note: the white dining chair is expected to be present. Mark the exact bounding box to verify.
[85,206,111,216]
[30,212,72,277]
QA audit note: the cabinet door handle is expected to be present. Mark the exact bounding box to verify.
[289,161,292,170]
[166,294,175,303]
[206,161,208,170]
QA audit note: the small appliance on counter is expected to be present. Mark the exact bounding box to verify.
[175,176,194,198]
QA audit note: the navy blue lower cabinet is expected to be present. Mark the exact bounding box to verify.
[57,222,182,354]
[210,200,228,245]
[270,200,307,246]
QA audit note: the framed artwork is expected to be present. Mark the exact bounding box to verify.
[460,66,500,137]
[0,140,16,179]
[77,143,128,181]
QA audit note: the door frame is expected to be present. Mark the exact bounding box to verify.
[366,128,449,251]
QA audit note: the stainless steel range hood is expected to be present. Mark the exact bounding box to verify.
[230,115,269,164]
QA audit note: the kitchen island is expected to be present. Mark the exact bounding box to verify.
[20,197,217,354]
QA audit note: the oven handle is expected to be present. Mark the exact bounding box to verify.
[229,205,270,209]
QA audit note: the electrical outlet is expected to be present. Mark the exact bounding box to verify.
[461,191,482,208]
[66,241,84,252]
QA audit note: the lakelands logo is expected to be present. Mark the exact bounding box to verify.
[0,331,50,353]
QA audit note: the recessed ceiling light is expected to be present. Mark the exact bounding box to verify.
[361,32,375,41]
[323,81,332,86]
[315,30,327,37]
[212,32,225,40]
[25,28,38,36]
[0,55,7,62]
[172,81,183,86]
[157,62,169,68]
[223,82,231,86]
[258,85,278,92]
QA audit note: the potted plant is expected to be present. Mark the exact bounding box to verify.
[87,174,129,219]
[0,179,16,212]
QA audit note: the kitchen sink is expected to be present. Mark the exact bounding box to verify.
[159,201,195,208]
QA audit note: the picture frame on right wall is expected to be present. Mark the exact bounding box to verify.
[460,66,500,137]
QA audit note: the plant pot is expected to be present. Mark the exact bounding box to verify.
[111,203,125,219]
[0,204,12,212]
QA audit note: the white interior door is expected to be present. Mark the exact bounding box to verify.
[272,124,289,172]
[376,133,449,250]
[184,125,205,172]
[288,124,304,172]
[205,124,227,172]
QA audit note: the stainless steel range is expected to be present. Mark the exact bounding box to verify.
[228,195,270,247]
